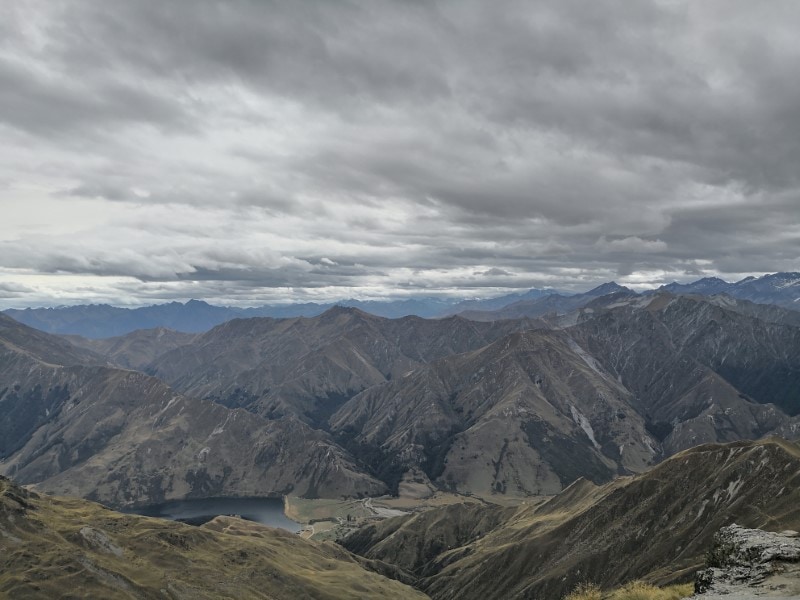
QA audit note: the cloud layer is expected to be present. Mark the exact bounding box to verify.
[1,0,798,307]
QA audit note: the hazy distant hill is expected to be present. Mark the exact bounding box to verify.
[64,327,198,371]
[0,288,566,338]
[4,273,797,338]
[456,282,636,320]
[657,272,800,309]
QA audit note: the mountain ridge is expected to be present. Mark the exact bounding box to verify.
[5,272,797,338]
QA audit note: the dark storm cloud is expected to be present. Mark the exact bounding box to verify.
[1,0,799,307]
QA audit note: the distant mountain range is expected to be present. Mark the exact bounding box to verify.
[1,288,562,338]
[658,272,800,307]
[4,272,798,338]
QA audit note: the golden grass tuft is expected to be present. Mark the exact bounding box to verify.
[565,582,602,600]
[565,580,694,600]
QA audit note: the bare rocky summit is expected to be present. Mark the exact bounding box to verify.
[694,525,800,598]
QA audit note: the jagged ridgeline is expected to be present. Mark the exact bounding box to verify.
[3,288,800,504]
[6,272,799,337]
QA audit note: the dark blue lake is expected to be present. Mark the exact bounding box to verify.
[131,497,301,532]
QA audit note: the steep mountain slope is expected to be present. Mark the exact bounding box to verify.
[697,294,800,327]
[0,313,104,367]
[342,439,800,600]
[0,476,427,599]
[64,327,197,370]
[567,294,800,454]
[0,315,385,506]
[327,293,800,497]
[149,307,547,424]
[330,329,657,496]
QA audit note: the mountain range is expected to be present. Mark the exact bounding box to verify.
[3,284,799,506]
[5,272,798,339]
[0,313,385,507]
[1,289,562,338]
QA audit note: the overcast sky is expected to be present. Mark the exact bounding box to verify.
[1,1,798,308]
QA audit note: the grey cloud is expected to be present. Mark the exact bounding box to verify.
[1,0,799,307]
[0,282,35,298]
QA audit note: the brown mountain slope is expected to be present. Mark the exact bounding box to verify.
[0,315,385,507]
[567,294,800,453]
[64,327,197,370]
[148,307,547,424]
[342,438,800,600]
[0,313,103,367]
[0,476,427,599]
[330,329,658,497]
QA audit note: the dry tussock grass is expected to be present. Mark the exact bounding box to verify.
[565,580,693,600]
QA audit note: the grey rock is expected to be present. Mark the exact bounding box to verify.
[693,524,800,598]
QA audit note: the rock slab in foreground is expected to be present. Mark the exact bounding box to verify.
[694,524,800,598]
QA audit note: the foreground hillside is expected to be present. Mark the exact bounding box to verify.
[0,476,426,599]
[342,438,800,599]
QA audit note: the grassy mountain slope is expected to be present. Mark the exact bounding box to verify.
[64,327,197,371]
[342,439,800,600]
[0,476,427,599]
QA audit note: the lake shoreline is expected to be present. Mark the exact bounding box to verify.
[125,496,302,533]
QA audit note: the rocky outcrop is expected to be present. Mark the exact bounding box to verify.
[694,525,800,598]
